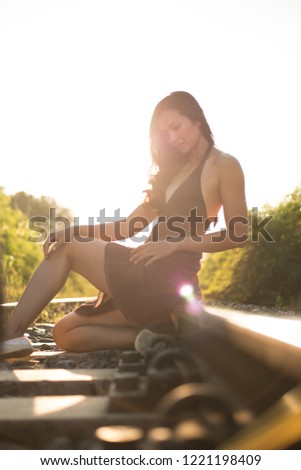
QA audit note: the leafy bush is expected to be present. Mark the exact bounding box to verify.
[0,188,97,304]
[200,187,301,310]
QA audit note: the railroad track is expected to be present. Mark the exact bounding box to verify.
[1,299,301,450]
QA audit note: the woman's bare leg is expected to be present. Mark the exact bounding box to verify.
[53,308,140,352]
[3,239,115,340]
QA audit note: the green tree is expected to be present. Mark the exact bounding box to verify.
[11,191,72,220]
[200,187,301,310]
[1,188,97,304]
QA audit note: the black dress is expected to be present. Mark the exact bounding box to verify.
[103,151,212,329]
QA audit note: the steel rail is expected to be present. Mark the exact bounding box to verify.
[0,296,96,308]
[204,305,301,381]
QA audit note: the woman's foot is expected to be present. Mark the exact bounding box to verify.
[0,336,33,360]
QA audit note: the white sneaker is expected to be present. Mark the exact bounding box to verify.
[0,336,34,359]
[134,329,176,358]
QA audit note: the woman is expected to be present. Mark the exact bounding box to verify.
[0,91,248,359]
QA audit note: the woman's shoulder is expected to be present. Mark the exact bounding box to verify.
[211,147,242,170]
[207,148,245,186]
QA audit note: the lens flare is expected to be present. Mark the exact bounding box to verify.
[179,284,194,298]
[178,284,204,315]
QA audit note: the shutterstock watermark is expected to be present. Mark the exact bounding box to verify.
[27,207,275,245]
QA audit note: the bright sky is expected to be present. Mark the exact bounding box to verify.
[1,0,301,225]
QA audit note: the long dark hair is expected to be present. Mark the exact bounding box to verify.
[144,91,214,211]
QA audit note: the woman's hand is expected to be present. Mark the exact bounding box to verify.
[130,240,178,267]
[43,226,74,259]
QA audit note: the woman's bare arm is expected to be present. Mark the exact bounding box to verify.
[44,203,158,257]
[176,156,249,254]
[92,203,158,242]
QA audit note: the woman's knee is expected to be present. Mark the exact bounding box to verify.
[53,315,74,350]
[52,320,64,349]
[53,237,85,263]
[58,238,79,265]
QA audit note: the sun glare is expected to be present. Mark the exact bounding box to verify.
[179,284,204,316]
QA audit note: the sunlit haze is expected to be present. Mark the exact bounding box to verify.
[1,0,300,226]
